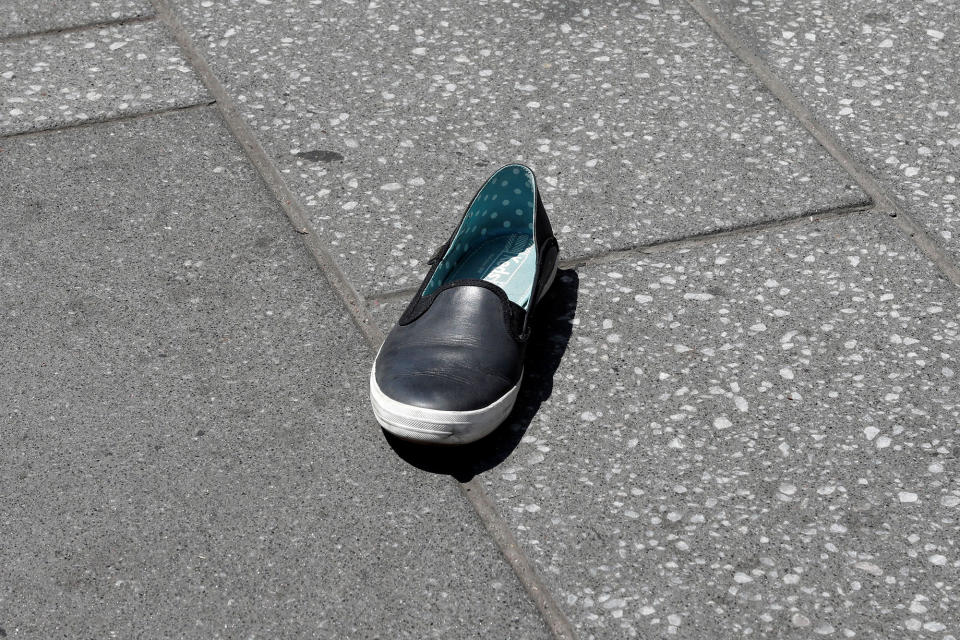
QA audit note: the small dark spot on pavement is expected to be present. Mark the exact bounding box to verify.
[707,285,729,298]
[863,12,893,24]
[295,149,344,162]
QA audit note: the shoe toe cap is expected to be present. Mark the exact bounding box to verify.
[375,366,516,412]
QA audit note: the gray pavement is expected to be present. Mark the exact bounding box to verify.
[173,0,867,295]
[704,0,960,267]
[0,108,547,639]
[2,1,959,639]
[482,217,959,638]
[0,21,208,135]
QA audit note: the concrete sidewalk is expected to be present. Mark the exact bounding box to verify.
[1,0,957,638]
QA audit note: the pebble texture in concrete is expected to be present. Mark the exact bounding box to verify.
[171,0,865,295]
[463,216,956,638]
[0,0,153,39]
[0,108,550,640]
[705,0,960,268]
[0,21,208,135]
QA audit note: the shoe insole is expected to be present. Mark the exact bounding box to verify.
[444,233,536,307]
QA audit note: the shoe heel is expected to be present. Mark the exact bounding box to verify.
[537,262,558,304]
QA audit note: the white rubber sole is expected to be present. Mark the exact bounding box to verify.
[370,263,557,445]
[370,366,522,444]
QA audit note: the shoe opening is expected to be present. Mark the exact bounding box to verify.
[423,164,537,308]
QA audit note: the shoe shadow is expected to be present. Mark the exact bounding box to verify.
[384,269,579,481]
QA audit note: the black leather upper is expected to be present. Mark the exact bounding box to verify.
[375,164,558,412]
[375,283,525,411]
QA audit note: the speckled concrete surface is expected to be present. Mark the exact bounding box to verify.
[169,0,866,295]
[458,215,957,638]
[0,0,153,39]
[704,0,960,271]
[5,0,960,637]
[0,21,208,135]
[0,108,550,639]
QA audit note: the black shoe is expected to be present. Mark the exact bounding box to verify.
[370,164,559,444]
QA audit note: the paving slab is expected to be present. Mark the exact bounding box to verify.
[0,108,550,639]
[704,0,960,269]
[1,0,153,39]
[170,0,866,296]
[381,215,960,638]
[0,21,208,135]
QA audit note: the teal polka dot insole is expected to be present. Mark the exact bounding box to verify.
[424,164,537,307]
[444,233,536,308]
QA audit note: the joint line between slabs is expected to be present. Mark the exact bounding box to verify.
[566,201,873,267]
[0,14,157,43]
[147,2,578,638]
[0,101,217,140]
[683,0,960,287]
[367,201,872,305]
